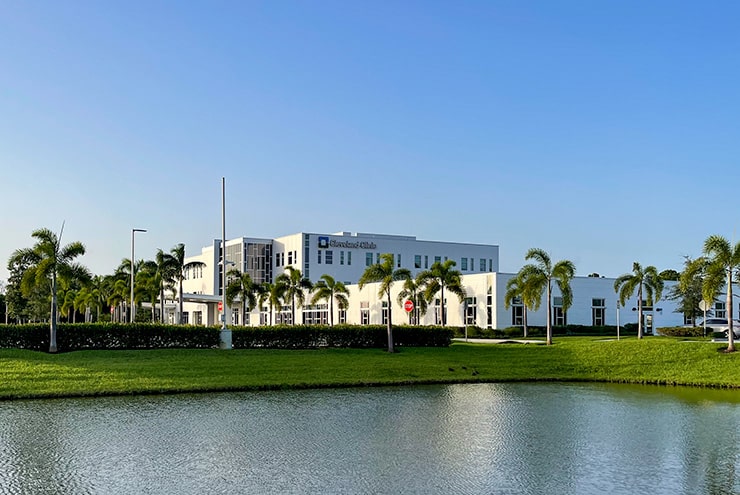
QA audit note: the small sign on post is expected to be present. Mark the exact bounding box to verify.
[404,300,414,313]
[218,301,223,312]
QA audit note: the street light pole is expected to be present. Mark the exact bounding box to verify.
[131,228,147,323]
[220,177,232,349]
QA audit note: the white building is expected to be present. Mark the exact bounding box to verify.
[180,230,691,331]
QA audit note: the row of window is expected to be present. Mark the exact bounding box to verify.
[275,250,298,268]
[318,250,353,265]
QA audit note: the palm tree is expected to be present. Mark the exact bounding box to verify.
[162,243,205,324]
[417,259,466,326]
[135,261,163,323]
[696,235,740,352]
[225,269,259,326]
[358,253,411,353]
[614,262,664,340]
[397,275,428,325]
[8,227,89,352]
[258,281,284,326]
[518,248,575,346]
[504,272,543,338]
[311,274,349,326]
[275,266,312,325]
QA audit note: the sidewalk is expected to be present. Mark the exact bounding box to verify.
[453,338,546,344]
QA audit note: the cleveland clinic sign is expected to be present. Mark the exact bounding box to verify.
[318,236,377,250]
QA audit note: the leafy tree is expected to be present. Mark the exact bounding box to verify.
[358,253,411,353]
[397,275,428,325]
[226,269,260,325]
[8,227,90,352]
[518,248,576,346]
[162,243,205,324]
[275,266,312,325]
[670,257,709,324]
[614,262,664,340]
[417,260,466,326]
[311,274,349,326]
[659,269,680,281]
[135,261,163,323]
[695,235,740,352]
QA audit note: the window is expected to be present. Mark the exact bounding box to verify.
[382,301,389,325]
[553,297,566,326]
[480,259,486,272]
[288,251,293,265]
[397,254,401,268]
[486,294,493,328]
[317,250,322,264]
[340,251,345,265]
[511,297,523,326]
[275,253,280,267]
[424,255,429,269]
[489,259,493,272]
[415,255,421,269]
[325,250,333,264]
[347,251,352,266]
[303,304,328,325]
[465,297,477,325]
[193,311,203,325]
[461,258,468,271]
[376,253,380,264]
[339,309,347,324]
[181,312,189,324]
[360,302,370,325]
[366,252,373,266]
[716,302,726,318]
[434,256,441,264]
[592,298,605,326]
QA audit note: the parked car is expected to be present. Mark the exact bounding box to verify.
[697,318,740,338]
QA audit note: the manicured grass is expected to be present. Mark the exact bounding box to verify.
[0,337,738,400]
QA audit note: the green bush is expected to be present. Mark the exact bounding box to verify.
[657,326,704,337]
[0,323,452,352]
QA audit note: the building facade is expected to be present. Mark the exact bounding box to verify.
[179,230,695,331]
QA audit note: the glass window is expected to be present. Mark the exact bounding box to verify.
[397,254,401,268]
[461,258,468,271]
[347,251,352,266]
[424,255,429,269]
[366,252,373,267]
[415,255,421,269]
[325,250,333,264]
[480,259,486,272]
[340,251,345,265]
[715,302,726,318]
[317,250,322,264]
[465,297,477,325]
[288,251,293,265]
[434,256,441,264]
[382,301,389,325]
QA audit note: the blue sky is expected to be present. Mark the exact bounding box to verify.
[2,1,739,282]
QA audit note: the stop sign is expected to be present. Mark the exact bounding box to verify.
[404,300,414,313]
[218,301,223,312]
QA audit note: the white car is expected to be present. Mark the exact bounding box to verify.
[697,318,740,338]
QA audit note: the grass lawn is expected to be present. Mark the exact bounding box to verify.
[0,336,738,400]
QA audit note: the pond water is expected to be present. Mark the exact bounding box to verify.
[0,383,738,494]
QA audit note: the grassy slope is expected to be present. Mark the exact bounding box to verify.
[0,337,738,400]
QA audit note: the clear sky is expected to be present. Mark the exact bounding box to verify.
[2,1,739,283]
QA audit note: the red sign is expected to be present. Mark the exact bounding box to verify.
[404,300,414,313]
[218,301,223,312]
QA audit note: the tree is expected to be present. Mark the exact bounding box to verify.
[518,248,576,346]
[311,274,349,326]
[134,261,163,323]
[162,243,204,324]
[696,235,740,352]
[504,271,544,338]
[8,227,89,352]
[614,262,664,340]
[358,253,411,353]
[659,269,680,281]
[669,256,708,325]
[225,269,260,326]
[258,281,284,326]
[275,266,312,325]
[397,275,428,325]
[417,260,466,326]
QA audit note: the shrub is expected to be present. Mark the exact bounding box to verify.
[657,326,705,337]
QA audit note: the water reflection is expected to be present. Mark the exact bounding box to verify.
[0,383,737,494]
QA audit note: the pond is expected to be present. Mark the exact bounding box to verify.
[0,383,738,494]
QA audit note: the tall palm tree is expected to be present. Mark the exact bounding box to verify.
[696,235,740,352]
[135,260,162,323]
[417,259,466,326]
[258,281,284,326]
[8,227,89,352]
[275,266,312,325]
[614,261,664,340]
[397,275,428,325]
[162,243,205,324]
[311,274,349,326]
[154,249,175,323]
[226,269,259,326]
[518,248,575,346]
[358,253,411,353]
[504,272,543,338]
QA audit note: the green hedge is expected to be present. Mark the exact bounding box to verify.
[0,323,452,352]
[657,326,705,337]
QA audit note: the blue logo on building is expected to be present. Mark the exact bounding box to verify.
[318,236,329,249]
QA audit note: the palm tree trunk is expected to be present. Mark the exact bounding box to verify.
[546,283,552,346]
[523,305,528,338]
[441,285,446,326]
[49,273,58,353]
[386,292,394,352]
[727,272,735,352]
[637,284,644,339]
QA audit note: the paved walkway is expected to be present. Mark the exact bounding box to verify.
[453,338,546,344]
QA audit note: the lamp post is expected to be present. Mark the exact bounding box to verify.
[131,228,147,323]
[220,177,232,349]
